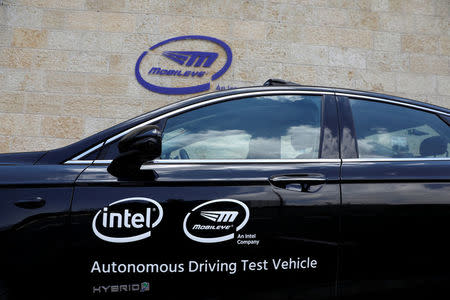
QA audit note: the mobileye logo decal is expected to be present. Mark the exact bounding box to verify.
[183,199,249,243]
[162,51,218,67]
[200,211,238,222]
[135,35,232,95]
[92,197,163,243]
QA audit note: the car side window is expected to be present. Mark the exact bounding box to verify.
[161,95,322,160]
[349,99,450,158]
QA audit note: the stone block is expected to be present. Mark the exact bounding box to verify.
[6,69,45,92]
[232,20,267,41]
[348,11,380,31]
[0,136,11,153]
[0,48,33,68]
[410,54,449,75]
[101,97,142,119]
[439,36,450,56]
[136,14,159,34]
[437,76,450,96]
[25,93,62,114]
[6,5,43,27]
[66,11,100,31]
[374,32,401,52]
[281,64,317,85]
[97,0,126,12]
[315,7,349,27]
[379,13,415,33]
[100,12,136,33]
[367,51,409,72]
[47,30,82,50]
[32,49,69,71]
[42,115,84,138]
[266,22,302,42]
[42,9,65,29]
[62,95,102,117]
[45,72,86,93]
[396,73,436,94]
[278,4,315,24]
[302,26,373,49]
[108,54,135,74]
[290,44,329,66]
[0,92,25,113]
[0,26,12,47]
[0,113,41,136]
[67,52,108,73]
[10,136,76,152]
[413,15,446,36]
[12,28,48,48]
[354,70,396,93]
[86,74,128,95]
[158,15,193,35]
[329,47,367,69]
[192,18,232,40]
[126,0,167,14]
[84,117,118,136]
[402,35,439,54]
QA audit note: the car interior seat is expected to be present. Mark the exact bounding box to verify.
[419,136,448,157]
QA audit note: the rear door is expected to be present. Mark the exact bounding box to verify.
[338,96,450,298]
[70,92,341,299]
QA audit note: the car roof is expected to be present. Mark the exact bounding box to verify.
[37,82,450,164]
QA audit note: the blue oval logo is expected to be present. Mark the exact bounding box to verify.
[135,35,233,95]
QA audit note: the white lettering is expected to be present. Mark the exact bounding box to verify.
[124,209,131,228]
[91,261,101,273]
[131,213,144,228]
[109,213,122,228]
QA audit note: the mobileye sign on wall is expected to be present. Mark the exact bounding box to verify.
[135,35,233,95]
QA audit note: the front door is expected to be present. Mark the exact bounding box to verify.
[70,92,341,299]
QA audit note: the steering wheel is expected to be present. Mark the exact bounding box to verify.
[179,148,190,159]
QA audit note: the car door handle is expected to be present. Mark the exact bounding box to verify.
[269,174,326,192]
[14,197,46,209]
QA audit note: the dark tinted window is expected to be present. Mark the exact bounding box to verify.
[161,95,322,160]
[350,99,450,158]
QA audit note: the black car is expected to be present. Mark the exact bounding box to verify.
[1,79,449,299]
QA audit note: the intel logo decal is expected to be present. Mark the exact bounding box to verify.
[183,199,249,243]
[92,197,163,243]
[135,35,233,95]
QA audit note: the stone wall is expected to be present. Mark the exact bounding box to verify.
[0,0,448,152]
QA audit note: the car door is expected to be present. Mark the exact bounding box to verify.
[338,95,450,298]
[70,92,341,299]
[0,163,86,299]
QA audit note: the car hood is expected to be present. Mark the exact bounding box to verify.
[0,151,47,165]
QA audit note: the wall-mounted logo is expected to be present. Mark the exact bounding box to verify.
[135,35,233,95]
[183,199,249,243]
[92,197,163,243]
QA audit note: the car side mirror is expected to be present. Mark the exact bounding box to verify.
[107,125,162,178]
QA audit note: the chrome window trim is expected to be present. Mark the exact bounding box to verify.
[67,90,450,163]
[336,93,450,116]
[343,158,450,163]
[64,157,450,165]
[70,142,104,161]
[64,158,341,165]
[67,90,330,162]
[147,159,341,164]
[65,160,97,165]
